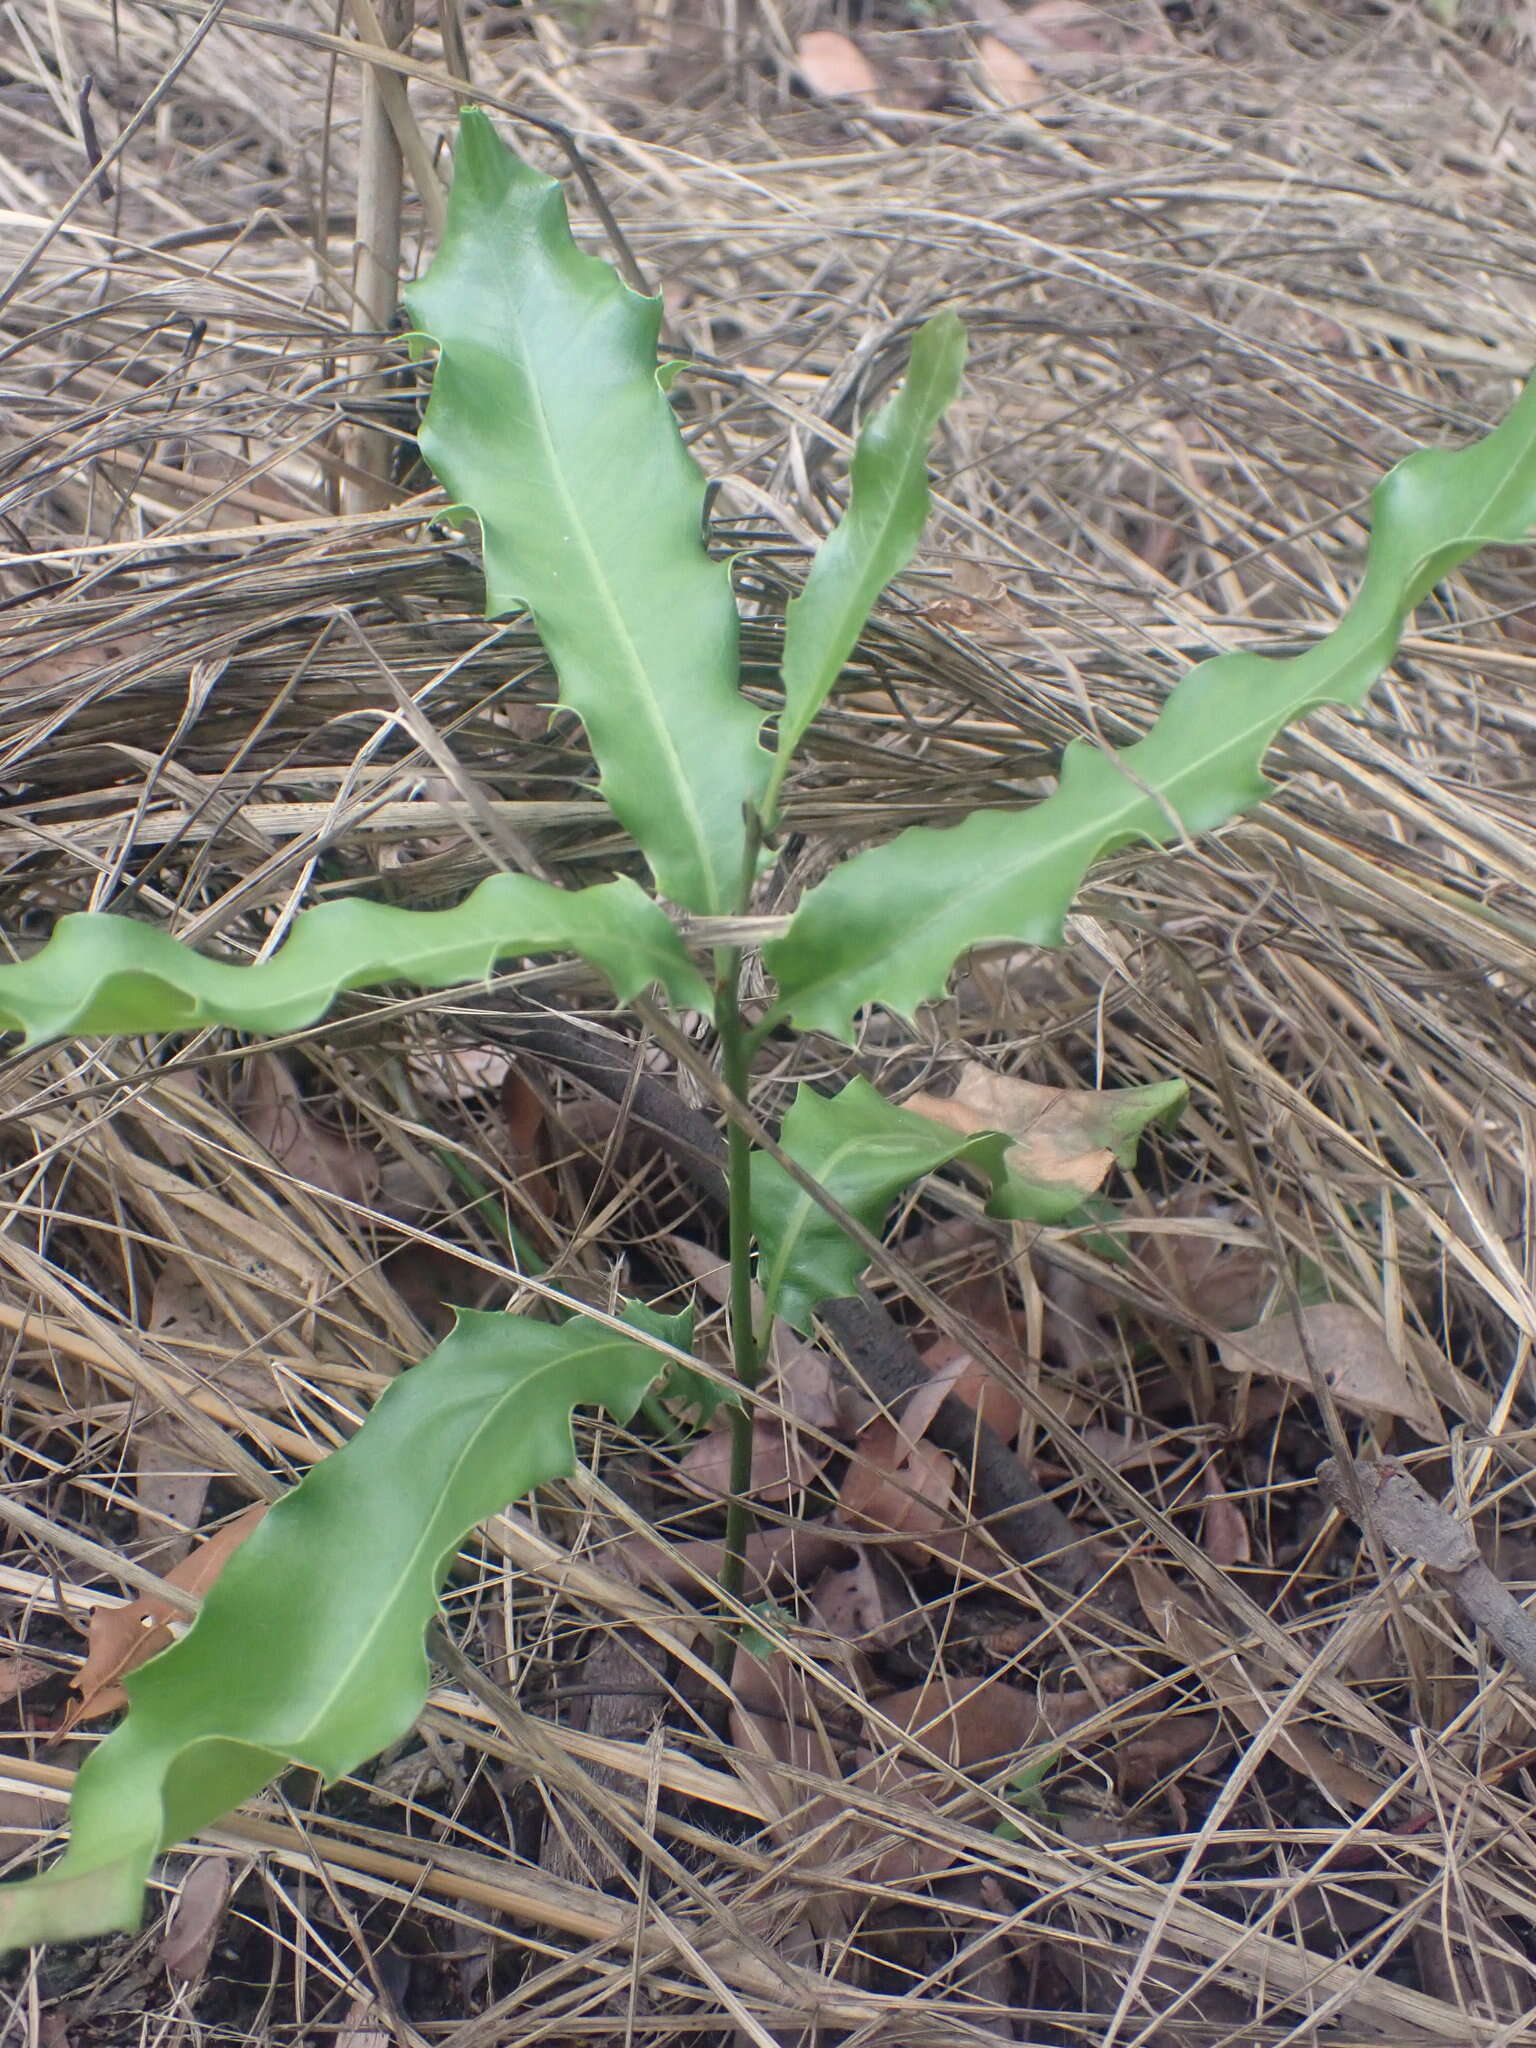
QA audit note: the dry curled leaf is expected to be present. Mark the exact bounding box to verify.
[875,1672,1101,1768]
[63,1504,268,1730]
[906,1060,1172,1198]
[1200,1465,1251,1568]
[795,28,879,100]
[729,1636,852,1934]
[1221,1302,1443,1442]
[1137,1190,1274,1330]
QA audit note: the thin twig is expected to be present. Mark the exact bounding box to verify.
[1320,1456,1536,1691]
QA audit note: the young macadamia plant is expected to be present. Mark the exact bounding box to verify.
[3,107,1535,1949]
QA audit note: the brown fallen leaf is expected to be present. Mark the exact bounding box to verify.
[1130,1557,1383,1813]
[906,1060,1175,1198]
[62,1504,268,1730]
[499,1066,559,1227]
[337,2000,392,2048]
[795,28,879,101]
[140,1257,250,1566]
[1200,1465,1251,1568]
[0,1783,56,1858]
[876,1672,1100,1768]
[850,1673,1111,1883]
[159,1854,233,1982]
[239,1051,378,1206]
[837,1409,958,1564]
[406,1044,512,1102]
[729,1637,851,1934]
[975,31,1043,107]
[0,1655,52,1702]
[1221,1302,1443,1442]
[614,1523,848,1599]
[676,1417,828,1505]
[918,1334,1028,1447]
[1137,1190,1275,1331]
[808,1551,916,1650]
[971,0,1162,71]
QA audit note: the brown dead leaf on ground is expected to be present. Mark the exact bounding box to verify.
[837,1395,959,1567]
[1200,1466,1251,1567]
[677,1416,828,1504]
[808,1551,918,1650]
[63,1504,268,1729]
[729,1638,851,1932]
[0,1783,56,1858]
[918,1333,1029,1446]
[906,1060,1168,1198]
[337,2001,392,2048]
[159,1855,233,1983]
[848,1673,1115,1884]
[1130,1558,1383,1813]
[875,1672,1102,1768]
[795,29,880,101]
[499,1066,559,1225]
[139,1260,231,1566]
[970,0,1164,71]
[615,1523,848,1599]
[0,1655,52,1702]
[1136,1191,1275,1330]
[1220,1302,1443,1442]
[973,33,1044,108]
[239,1052,378,1206]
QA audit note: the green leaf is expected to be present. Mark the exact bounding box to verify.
[0,874,709,1047]
[406,110,766,913]
[0,1310,666,1951]
[620,1298,732,1426]
[764,369,1536,1039]
[750,1076,1117,1334]
[763,311,966,820]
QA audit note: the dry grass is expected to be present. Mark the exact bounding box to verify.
[3,0,1536,2041]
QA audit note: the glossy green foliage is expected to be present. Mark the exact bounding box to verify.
[750,1074,1183,1333]
[763,368,1536,1039]
[764,311,967,820]
[0,1311,668,1950]
[405,110,766,913]
[0,876,710,1047]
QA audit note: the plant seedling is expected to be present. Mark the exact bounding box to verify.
[2,107,1535,1949]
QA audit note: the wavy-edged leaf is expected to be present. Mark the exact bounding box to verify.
[0,1310,667,1951]
[0,874,709,1047]
[406,110,766,913]
[764,311,966,820]
[750,1075,1147,1334]
[763,369,1536,1039]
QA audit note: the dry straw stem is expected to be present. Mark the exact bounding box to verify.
[5,0,1536,2039]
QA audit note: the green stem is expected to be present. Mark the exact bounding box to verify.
[712,942,764,1678]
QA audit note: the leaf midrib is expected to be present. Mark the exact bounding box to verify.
[484,241,726,911]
